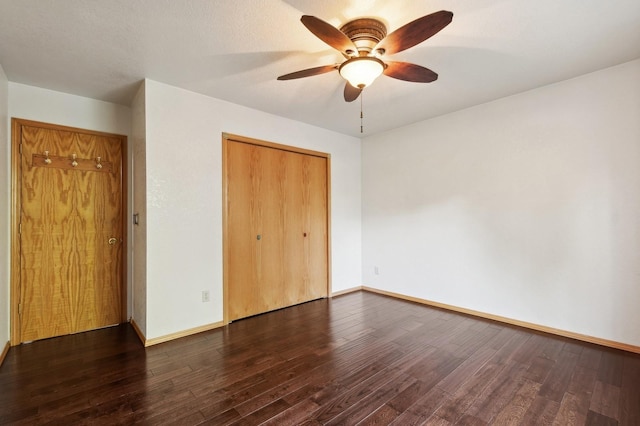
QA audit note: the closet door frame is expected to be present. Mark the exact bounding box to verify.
[222,133,331,324]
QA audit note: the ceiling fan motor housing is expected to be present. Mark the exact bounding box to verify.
[340,18,387,55]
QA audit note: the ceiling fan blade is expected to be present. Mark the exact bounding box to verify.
[383,61,438,82]
[375,10,453,55]
[344,82,362,102]
[301,15,358,55]
[277,64,337,80]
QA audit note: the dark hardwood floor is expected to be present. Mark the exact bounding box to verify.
[1,291,639,425]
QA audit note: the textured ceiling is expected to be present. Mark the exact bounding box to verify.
[1,0,639,137]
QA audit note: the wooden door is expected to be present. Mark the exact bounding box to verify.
[224,135,329,322]
[282,150,329,306]
[13,119,125,343]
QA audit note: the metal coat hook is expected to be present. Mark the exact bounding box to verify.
[96,156,103,169]
[71,153,78,167]
[44,151,52,164]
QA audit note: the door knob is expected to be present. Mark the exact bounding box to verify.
[108,237,118,245]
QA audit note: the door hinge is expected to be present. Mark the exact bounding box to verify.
[20,142,23,155]
[19,223,22,235]
[18,303,22,315]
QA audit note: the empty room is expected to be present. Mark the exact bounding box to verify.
[0,1,639,424]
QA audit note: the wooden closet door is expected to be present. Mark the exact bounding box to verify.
[225,137,329,322]
[301,154,328,301]
[226,141,284,320]
[257,145,286,313]
[282,151,328,306]
[225,141,257,320]
[18,123,123,342]
[281,148,305,307]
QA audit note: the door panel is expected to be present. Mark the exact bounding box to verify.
[227,141,287,319]
[18,123,123,342]
[226,141,262,320]
[260,146,286,312]
[225,137,329,322]
[282,149,305,307]
[303,154,329,301]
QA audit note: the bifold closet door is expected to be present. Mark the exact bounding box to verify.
[225,138,328,321]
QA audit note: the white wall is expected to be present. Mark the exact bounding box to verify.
[362,59,640,347]
[141,79,362,340]
[7,83,133,319]
[0,65,9,349]
[131,83,147,336]
[9,83,131,136]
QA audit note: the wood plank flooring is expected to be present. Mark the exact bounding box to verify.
[1,291,639,425]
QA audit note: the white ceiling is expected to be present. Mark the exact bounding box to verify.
[1,0,639,137]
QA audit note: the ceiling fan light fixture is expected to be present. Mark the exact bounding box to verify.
[339,57,385,89]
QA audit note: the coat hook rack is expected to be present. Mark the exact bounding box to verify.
[33,151,112,172]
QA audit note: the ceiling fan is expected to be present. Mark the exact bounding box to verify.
[277,10,453,102]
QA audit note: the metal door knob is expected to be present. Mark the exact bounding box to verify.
[108,237,118,245]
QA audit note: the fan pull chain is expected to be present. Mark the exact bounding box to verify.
[360,91,364,134]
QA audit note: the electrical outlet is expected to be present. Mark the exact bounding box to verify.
[374,266,380,275]
[202,290,210,303]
